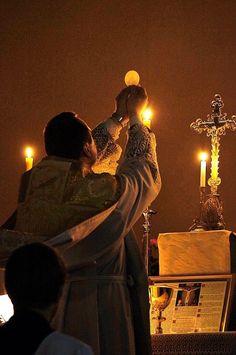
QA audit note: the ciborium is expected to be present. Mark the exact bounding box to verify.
[150,286,173,334]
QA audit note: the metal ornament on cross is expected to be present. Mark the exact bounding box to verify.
[190,94,236,230]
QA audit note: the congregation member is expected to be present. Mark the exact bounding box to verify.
[0,85,161,355]
[0,243,93,355]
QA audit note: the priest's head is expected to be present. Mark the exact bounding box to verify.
[44,111,97,167]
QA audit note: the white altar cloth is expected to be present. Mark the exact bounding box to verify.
[158,230,231,276]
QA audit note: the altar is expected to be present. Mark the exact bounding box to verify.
[144,94,236,344]
[157,230,234,276]
[149,229,236,354]
[151,229,236,330]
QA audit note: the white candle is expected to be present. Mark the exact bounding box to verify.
[25,147,34,171]
[199,152,207,188]
[142,108,152,129]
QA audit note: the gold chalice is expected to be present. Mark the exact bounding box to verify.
[150,286,173,334]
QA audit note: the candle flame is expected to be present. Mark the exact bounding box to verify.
[25,146,33,158]
[199,152,208,161]
[142,108,153,129]
[142,108,153,121]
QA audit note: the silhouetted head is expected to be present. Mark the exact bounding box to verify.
[5,243,66,311]
[44,112,97,164]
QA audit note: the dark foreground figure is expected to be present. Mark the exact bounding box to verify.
[0,243,93,355]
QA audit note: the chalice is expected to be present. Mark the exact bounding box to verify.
[150,286,173,334]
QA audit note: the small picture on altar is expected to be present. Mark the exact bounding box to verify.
[149,275,232,334]
[175,283,201,307]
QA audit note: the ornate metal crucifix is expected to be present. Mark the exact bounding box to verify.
[190,94,236,230]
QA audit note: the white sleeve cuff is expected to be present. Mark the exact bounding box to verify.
[104,117,122,140]
[129,114,142,127]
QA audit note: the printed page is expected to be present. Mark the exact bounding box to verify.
[150,280,227,334]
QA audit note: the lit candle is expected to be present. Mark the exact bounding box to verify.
[142,108,152,129]
[199,152,207,187]
[25,146,34,171]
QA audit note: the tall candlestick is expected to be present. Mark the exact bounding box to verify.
[142,107,154,273]
[199,152,207,187]
[25,147,34,171]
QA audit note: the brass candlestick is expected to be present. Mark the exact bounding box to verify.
[142,208,157,274]
[190,94,236,230]
[189,187,206,231]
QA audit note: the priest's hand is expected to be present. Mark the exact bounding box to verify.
[126,85,148,119]
[112,87,130,128]
[115,87,130,117]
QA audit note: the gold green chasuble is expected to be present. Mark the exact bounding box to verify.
[15,157,120,237]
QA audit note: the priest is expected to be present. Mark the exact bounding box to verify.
[0,85,161,355]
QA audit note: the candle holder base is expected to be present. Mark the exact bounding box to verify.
[189,218,207,232]
[201,193,225,230]
[190,193,225,231]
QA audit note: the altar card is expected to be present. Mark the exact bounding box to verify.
[149,275,233,334]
